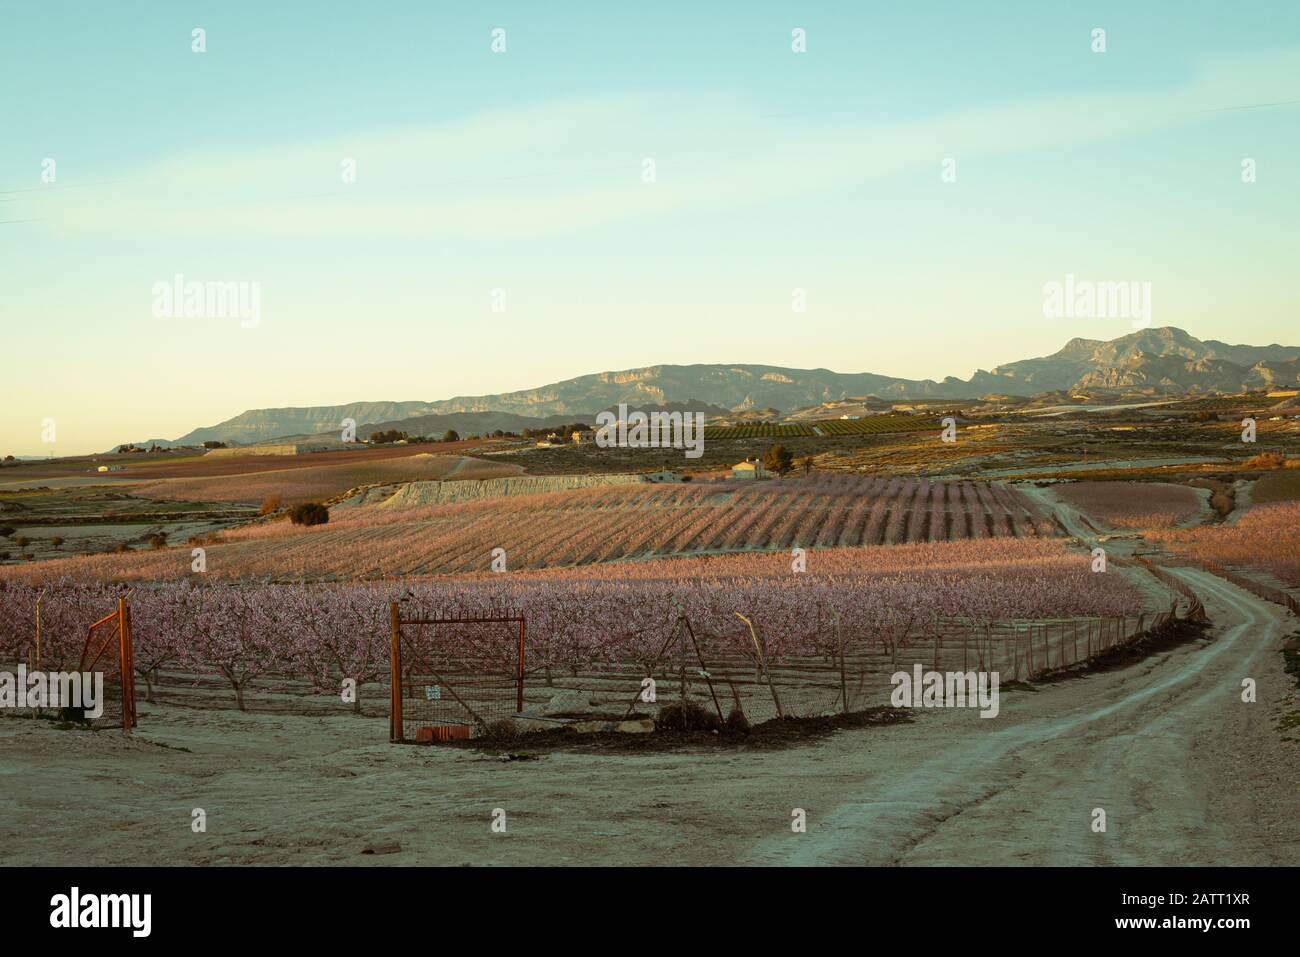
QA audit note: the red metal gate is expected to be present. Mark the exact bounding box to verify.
[389,605,524,743]
[78,597,137,730]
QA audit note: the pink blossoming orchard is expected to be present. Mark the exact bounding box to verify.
[0,494,1180,733]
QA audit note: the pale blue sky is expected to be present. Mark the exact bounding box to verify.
[3,2,1298,454]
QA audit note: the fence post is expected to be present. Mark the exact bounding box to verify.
[119,597,136,730]
[389,602,403,743]
[517,617,525,714]
[838,618,848,715]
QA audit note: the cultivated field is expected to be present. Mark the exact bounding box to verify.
[1149,500,1300,589]
[135,453,520,506]
[1053,480,1207,529]
[0,536,1150,731]
[1253,467,1300,504]
[1,475,1056,582]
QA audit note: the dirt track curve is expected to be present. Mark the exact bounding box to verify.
[746,567,1299,865]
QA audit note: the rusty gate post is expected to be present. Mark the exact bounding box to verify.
[516,618,525,714]
[119,597,136,730]
[389,602,403,743]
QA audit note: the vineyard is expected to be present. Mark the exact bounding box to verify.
[812,416,944,436]
[0,537,1150,722]
[704,416,941,439]
[705,423,818,438]
[1,476,1058,583]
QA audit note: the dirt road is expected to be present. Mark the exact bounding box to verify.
[748,567,1298,864]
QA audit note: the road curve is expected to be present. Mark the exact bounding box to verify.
[745,567,1298,866]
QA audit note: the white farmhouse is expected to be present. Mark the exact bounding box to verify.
[731,458,768,480]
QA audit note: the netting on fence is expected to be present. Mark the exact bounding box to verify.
[519,615,849,727]
[388,599,1191,741]
[389,611,525,741]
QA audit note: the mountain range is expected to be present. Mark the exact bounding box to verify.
[139,327,1300,449]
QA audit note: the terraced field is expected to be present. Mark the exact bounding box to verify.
[4,475,1056,582]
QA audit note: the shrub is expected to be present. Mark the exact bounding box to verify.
[655,700,722,733]
[289,502,330,527]
[441,430,460,443]
[259,494,282,516]
[483,719,521,740]
[724,707,751,734]
[147,533,168,549]
[1244,451,1286,469]
[50,537,64,549]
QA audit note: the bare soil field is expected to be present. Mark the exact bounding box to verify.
[128,454,521,506]
[0,439,509,484]
[1253,467,1300,503]
[1053,481,1208,530]
[0,487,255,565]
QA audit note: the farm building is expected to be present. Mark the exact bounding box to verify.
[731,458,768,480]
[643,469,683,483]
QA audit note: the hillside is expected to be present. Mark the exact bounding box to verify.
[132,327,1300,448]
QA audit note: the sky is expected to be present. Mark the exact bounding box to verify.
[2,1,1298,455]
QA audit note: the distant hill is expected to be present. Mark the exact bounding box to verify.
[353,410,590,440]
[125,327,1300,449]
[170,402,435,448]
[976,327,1300,395]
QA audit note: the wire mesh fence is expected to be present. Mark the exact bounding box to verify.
[389,598,1193,741]
[389,609,524,742]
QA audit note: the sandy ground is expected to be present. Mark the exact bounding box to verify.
[1,566,1296,866]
